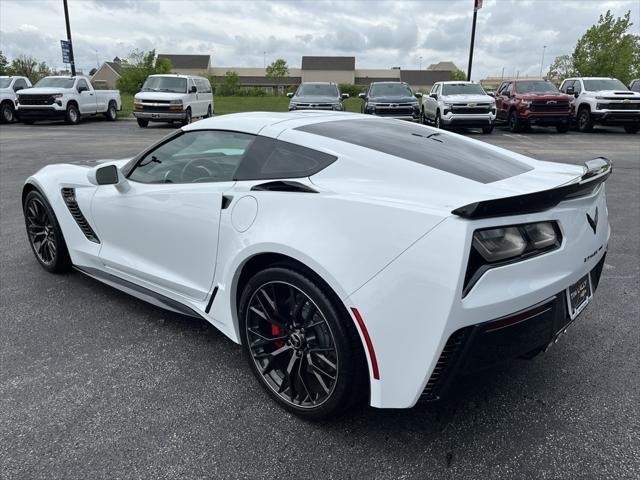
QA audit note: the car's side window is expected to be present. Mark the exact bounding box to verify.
[234,137,337,181]
[504,82,512,96]
[573,80,582,94]
[14,79,27,90]
[77,79,89,92]
[127,130,256,184]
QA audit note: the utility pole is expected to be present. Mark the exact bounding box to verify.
[263,51,266,69]
[466,0,482,81]
[62,0,76,76]
[419,56,422,70]
[539,45,547,78]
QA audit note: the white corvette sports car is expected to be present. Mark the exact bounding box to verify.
[23,112,611,418]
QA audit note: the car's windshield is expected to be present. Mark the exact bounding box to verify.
[0,78,12,88]
[34,77,75,88]
[515,81,559,93]
[142,76,187,93]
[583,79,628,91]
[442,83,486,95]
[370,83,413,97]
[297,84,339,97]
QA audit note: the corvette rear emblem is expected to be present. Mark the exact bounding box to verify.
[586,207,598,234]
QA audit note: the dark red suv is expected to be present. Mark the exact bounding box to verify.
[495,80,573,133]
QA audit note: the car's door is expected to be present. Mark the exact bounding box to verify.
[496,82,511,120]
[91,129,256,301]
[426,83,440,119]
[76,79,97,114]
[186,78,200,116]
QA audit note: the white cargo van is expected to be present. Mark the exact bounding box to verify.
[133,74,213,128]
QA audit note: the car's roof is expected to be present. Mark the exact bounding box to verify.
[148,74,201,79]
[370,81,408,85]
[300,81,336,85]
[439,81,475,84]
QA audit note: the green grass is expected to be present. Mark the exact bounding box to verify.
[117,94,363,118]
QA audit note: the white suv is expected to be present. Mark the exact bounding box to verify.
[559,77,640,133]
[133,75,213,128]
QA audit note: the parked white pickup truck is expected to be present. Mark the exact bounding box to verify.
[1,76,32,123]
[559,77,640,133]
[16,75,121,125]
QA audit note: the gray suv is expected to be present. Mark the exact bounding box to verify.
[288,82,348,111]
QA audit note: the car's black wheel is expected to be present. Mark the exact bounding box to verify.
[23,190,71,273]
[435,111,445,130]
[556,124,569,133]
[624,125,639,134]
[1,102,15,123]
[23,120,35,125]
[508,109,521,132]
[577,108,593,132]
[205,104,212,118]
[181,108,192,126]
[239,266,367,419]
[482,124,494,134]
[137,118,149,128]
[104,101,117,121]
[65,104,80,125]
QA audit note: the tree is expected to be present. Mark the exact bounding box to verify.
[0,51,8,76]
[116,49,172,94]
[266,58,289,80]
[216,71,241,96]
[89,67,97,76]
[572,10,639,84]
[8,55,51,83]
[547,54,577,84]
[449,69,466,81]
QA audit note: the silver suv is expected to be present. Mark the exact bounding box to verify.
[288,82,348,111]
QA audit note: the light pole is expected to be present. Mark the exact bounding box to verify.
[539,45,547,78]
[419,56,422,70]
[263,51,266,69]
[62,0,76,76]
[467,0,483,81]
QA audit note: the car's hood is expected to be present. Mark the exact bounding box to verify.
[18,87,75,95]
[587,89,640,97]
[291,95,340,103]
[135,91,186,101]
[441,94,493,103]
[369,96,418,103]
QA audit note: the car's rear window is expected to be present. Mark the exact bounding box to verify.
[296,119,533,183]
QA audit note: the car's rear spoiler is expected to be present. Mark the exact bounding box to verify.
[452,157,612,219]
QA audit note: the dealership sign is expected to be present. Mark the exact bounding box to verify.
[60,40,72,64]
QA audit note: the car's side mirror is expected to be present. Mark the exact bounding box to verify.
[414,92,422,98]
[429,93,438,100]
[341,93,349,99]
[487,91,495,97]
[14,85,23,92]
[88,165,124,186]
[287,92,294,98]
[358,92,366,99]
[78,86,88,93]
[190,86,197,93]
[566,86,575,95]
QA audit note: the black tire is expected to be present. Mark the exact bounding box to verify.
[205,104,212,118]
[508,109,521,133]
[64,103,80,125]
[24,120,35,125]
[556,124,569,133]
[239,266,367,419]
[137,118,149,128]
[624,125,639,134]
[181,107,192,126]
[577,108,593,132]
[482,124,494,134]
[23,190,71,273]
[1,102,15,123]
[104,101,117,121]
[435,111,445,130]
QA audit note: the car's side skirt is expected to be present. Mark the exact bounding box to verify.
[74,266,204,319]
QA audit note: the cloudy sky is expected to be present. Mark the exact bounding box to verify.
[1,0,638,80]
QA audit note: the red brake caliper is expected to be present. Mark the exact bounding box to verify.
[271,324,285,348]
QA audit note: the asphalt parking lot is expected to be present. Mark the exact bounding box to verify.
[1,119,639,480]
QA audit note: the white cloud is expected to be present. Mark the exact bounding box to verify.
[0,0,638,79]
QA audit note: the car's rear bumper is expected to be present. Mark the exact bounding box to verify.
[420,253,606,401]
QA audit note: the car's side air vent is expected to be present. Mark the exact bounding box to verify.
[421,327,471,401]
[61,188,100,243]
[251,181,318,193]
